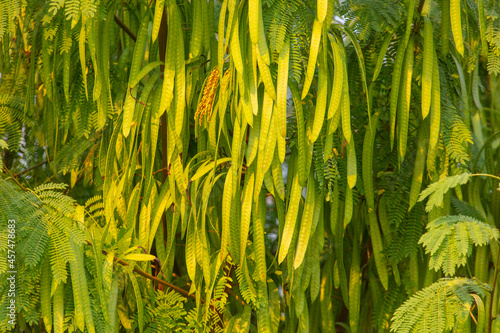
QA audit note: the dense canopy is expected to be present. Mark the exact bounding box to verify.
[1,0,500,332]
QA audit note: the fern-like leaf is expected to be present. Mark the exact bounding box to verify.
[419,215,499,276]
[418,173,471,212]
[391,278,490,333]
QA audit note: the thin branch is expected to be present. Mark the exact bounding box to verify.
[417,0,427,14]
[85,240,202,303]
[114,14,137,42]
[472,173,500,182]
[13,160,48,176]
[3,166,26,190]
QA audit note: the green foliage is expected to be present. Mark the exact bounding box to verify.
[144,290,187,332]
[391,278,490,333]
[419,215,499,276]
[1,0,500,332]
[418,173,471,212]
[387,203,425,264]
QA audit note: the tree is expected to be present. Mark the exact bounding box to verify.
[1,0,500,332]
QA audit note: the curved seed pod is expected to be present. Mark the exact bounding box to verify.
[246,114,260,165]
[108,276,119,332]
[441,0,450,55]
[294,173,316,268]
[408,125,427,211]
[220,168,233,261]
[274,99,286,163]
[310,252,321,302]
[333,260,340,288]
[317,0,327,23]
[328,100,342,135]
[347,140,357,189]
[349,221,362,333]
[277,126,286,163]
[78,26,87,99]
[324,127,334,162]
[277,37,290,139]
[259,91,274,153]
[272,150,285,200]
[290,82,308,186]
[390,0,414,149]
[231,114,244,181]
[404,0,415,41]
[408,255,419,294]
[53,283,64,333]
[230,185,242,265]
[397,35,414,163]
[172,5,186,145]
[371,33,392,83]
[378,194,391,243]
[362,112,380,212]
[70,239,96,333]
[218,0,228,78]
[238,73,254,126]
[304,122,315,187]
[189,0,203,59]
[278,171,302,264]
[124,11,150,137]
[230,16,244,74]
[328,36,343,119]
[341,60,352,144]
[99,11,114,108]
[41,258,52,332]
[427,49,440,172]
[63,43,71,102]
[129,61,164,89]
[256,49,276,101]
[309,46,328,144]
[341,27,371,119]
[247,42,259,115]
[253,193,268,283]
[389,40,406,150]
[126,270,145,333]
[325,0,335,26]
[302,19,322,100]
[255,111,277,198]
[249,0,259,45]
[152,0,165,43]
[450,0,464,56]
[240,165,255,266]
[159,7,178,116]
[478,0,488,57]
[344,183,353,225]
[473,294,486,333]
[368,211,389,290]
[421,17,433,120]
[330,180,339,235]
[226,0,238,49]
[202,0,211,52]
[334,194,348,304]
[257,5,270,65]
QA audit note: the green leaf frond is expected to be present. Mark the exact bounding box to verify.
[390,277,491,333]
[419,215,499,276]
[418,173,471,212]
[0,94,26,151]
[387,203,425,264]
[144,290,187,332]
[441,104,473,166]
[341,0,404,40]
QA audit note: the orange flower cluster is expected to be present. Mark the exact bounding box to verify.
[195,66,220,125]
[220,68,231,91]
